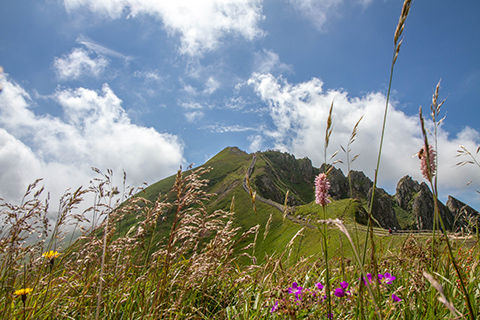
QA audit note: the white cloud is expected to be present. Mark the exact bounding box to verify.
[204,77,220,95]
[54,48,109,80]
[77,35,131,61]
[253,49,293,75]
[248,73,480,205]
[288,0,343,31]
[0,77,184,203]
[185,111,204,123]
[64,0,265,56]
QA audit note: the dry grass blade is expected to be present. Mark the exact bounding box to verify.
[325,101,334,150]
[423,272,463,318]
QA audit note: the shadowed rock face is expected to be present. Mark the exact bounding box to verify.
[367,187,401,230]
[446,196,480,231]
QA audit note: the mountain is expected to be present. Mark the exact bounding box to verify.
[120,147,478,260]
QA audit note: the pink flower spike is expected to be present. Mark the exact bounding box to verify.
[419,144,436,180]
[315,173,331,206]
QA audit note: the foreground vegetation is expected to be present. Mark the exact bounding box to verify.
[1,0,480,319]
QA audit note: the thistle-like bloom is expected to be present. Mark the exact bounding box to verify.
[392,293,402,302]
[288,282,303,301]
[315,173,331,206]
[419,144,436,180]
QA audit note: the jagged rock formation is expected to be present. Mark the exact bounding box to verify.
[248,150,476,231]
[395,175,455,230]
[447,196,480,231]
[365,187,401,229]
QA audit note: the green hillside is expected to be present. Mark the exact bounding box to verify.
[113,146,407,264]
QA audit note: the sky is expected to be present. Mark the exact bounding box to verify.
[1,0,480,211]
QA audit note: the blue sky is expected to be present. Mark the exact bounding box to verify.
[1,0,479,210]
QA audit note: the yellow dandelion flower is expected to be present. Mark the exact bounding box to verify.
[14,288,33,296]
[42,250,60,260]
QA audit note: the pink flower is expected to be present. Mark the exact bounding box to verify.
[419,144,436,180]
[315,173,331,206]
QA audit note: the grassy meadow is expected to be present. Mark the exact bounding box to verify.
[2,0,480,319]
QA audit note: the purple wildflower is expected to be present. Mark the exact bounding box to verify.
[340,281,349,290]
[288,282,303,301]
[271,301,279,313]
[378,274,384,283]
[315,173,331,206]
[334,287,345,298]
[384,273,396,284]
[361,273,373,285]
[392,294,402,302]
[316,282,324,290]
[327,312,333,319]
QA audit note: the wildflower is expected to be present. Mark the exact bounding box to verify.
[315,173,331,206]
[316,282,324,290]
[14,288,33,304]
[392,293,402,302]
[288,282,303,301]
[361,273,373,285]
[42,250,60,260]
[334,287,346,297]
[383,272,396,284]
[419,144,436,180]
[43,250,60,270]
[327,312,333,319]
[270,301,278,313]
[334,281,350,298]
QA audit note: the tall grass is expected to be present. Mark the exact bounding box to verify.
[1,0,480,319]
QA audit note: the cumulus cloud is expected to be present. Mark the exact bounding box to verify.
[0,77,184,203]
[64,0,265,56]
[248,73,480,204]
[54,48,109,80]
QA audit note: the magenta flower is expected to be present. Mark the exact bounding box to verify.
[334,281,350,298]
[361,273,373,285]
[316,282,324,290]
[334,287,345,297]
[392,294,402,302]
[419,144,436,180]
[288,282,303,301]
[383,272,396,284]
[270,301,279,313]
[315,173,331,206]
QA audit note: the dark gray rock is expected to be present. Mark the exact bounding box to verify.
[367,187,401,229]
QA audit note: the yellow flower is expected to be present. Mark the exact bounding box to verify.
[14,288,33,296]
[42,250,60,260]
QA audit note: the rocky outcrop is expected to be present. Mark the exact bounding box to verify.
[348,170,373,199]
[247,150,476,231]
[395,176,421,210]
[320,164,348,200]
[447,196,479,231]
[367,187,401,229]
[411,183,454,230]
